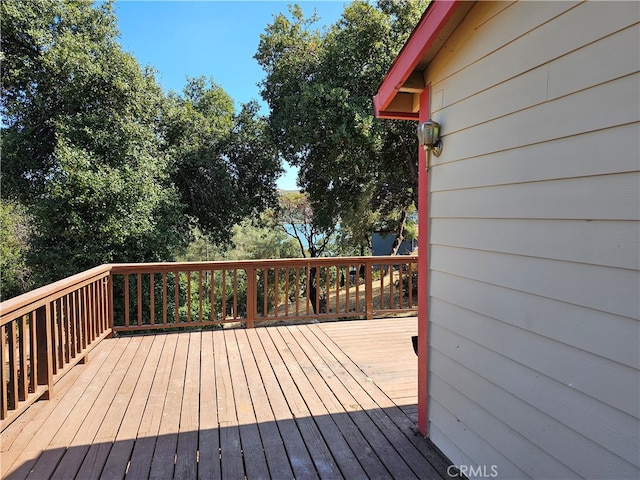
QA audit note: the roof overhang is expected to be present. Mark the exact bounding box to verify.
[373,1,474,120]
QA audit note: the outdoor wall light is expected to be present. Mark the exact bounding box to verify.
[417,120,442,158]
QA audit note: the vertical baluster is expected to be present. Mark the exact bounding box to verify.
[55,300,64,369]
[295,268,300,317]
[198,270,203,323]
[345,264,351,313]
[263,269,268,318]
[1,325,7,418]
[307,266,312,316]
[284,267,290,317]
[274,268,279,318]
[87,282,95,342]
[186,271,192,323]
[75,289,82,354]
[355,264,361,313]
[336,264,341,314]
[389,263,395,310]
[96,279,103,336]
[380,265,385,310]
[36,304,53,399]
[64,295,72,363]
[69,291,77,359]
[233,269,238,320]
[150,272,155,325]
[18,316,27,401]
[314,266,320,316]
[174,271,180,323]
[162,272,168,325]
[409,262,415,307]
[221,270,227,320]
[325,266,330,314]
[137,273,143,326]
[96,279,103,334]
[209,270,215,322]
[29,311,38,393]
[74,288,81,351]
[124,274,130,328]
[399,263,405,309]
[7,320,18,409]
[51,300,60,373]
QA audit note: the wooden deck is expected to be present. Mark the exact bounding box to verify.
[1,318,450,479]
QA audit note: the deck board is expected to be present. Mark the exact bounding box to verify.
[1,317,451,479]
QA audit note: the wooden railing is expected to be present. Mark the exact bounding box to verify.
[110,256,417,332]
[1,255,417,428]
[0,265,112,429]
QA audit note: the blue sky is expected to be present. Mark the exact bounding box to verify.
[114,0,351,190]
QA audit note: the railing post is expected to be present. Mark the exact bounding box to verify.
[35,304,53,400]
[108,272,114,331]
[246,266,256,329]
[365,260,373,320]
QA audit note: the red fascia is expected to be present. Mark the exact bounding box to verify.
[373,0,462,119]
[373,0,462,438]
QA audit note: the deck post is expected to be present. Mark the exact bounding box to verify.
[35,304,54,399]
[365,261,373,320]
[108,271,114,331]
[246,266,256,328]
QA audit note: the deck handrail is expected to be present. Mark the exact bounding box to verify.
[1,265,113,429]
[1,255,417,429]
[110,255,418,331]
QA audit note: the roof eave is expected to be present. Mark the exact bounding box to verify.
[373,0,472,120]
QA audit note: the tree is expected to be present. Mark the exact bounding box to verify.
[0,200,33,300]
[256,0,427,254]
[271,191,335,258]
[163,77,283,246]
[1,0,188,284]
[1,1,283,285]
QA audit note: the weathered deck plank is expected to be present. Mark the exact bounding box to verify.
[125,332,177,479]
[235,329,295,479]
[197,330,222,480]
[0,318,451,479]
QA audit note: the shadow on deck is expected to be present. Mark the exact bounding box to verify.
[1,318,452,479]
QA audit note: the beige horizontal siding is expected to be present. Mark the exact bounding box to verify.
[430,2,638,109]
[431,270,639,369]
[431,172,640,221]
[430,218,639,270]
[431,124,639,192]
[434,73,639,162]
[424,1,640,478]
[430,327,639,478]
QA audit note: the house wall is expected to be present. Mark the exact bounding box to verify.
[423,1,640,478]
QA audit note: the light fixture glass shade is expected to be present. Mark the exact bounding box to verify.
[417,120,442,158]
[417,121,439,147]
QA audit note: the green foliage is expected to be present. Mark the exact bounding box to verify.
[163,78,283,245]
[0,200,33,300]
[256,0,428,252]
[179,219,299,263]
[1,1,282,287]
[1,0,187,284]
[175,218,300,319]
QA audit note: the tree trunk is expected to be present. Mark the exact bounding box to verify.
[389,208,408,256]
